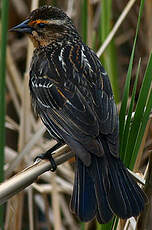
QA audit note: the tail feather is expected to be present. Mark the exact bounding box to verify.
[70,157,97,222]
[107,158,129,218]
[120,165,146,213]
[88,156,114,223]
[106,155,146,219]
[70,143,146,223]
[107,157,143,218]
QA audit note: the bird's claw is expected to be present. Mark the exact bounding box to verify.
[34,152,57,172]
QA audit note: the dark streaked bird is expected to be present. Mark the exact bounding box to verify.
[10,6,146,223]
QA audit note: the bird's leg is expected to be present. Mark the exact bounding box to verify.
[34,141,64,172]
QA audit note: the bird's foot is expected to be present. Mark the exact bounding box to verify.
[34,151,57,172]
[34,141,63,172]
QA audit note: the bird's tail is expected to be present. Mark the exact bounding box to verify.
[70,147,146,223]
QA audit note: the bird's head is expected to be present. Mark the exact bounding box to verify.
[10,6,78,47]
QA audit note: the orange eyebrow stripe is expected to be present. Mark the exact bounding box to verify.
[29,19,49,26]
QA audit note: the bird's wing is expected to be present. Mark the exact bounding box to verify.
[30,42,119,162]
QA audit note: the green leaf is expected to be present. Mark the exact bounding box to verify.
[119,0,145,149]
[100,0,119,102]
[125,53,152,167]
[81,223,85,230]
[120,59,141,161]
[97,217,115,230]
[81,0,88,44]
[130,89,152,169]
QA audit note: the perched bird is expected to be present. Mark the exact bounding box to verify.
[10,6,146,223]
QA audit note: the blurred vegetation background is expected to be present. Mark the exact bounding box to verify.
[0,0,152,229]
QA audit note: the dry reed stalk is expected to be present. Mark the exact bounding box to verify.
[5,77,28,230]
[23,75,32,138]
[145,0,152,53]
[0,151,74,205]
[7,46,39,132]
[59,194,78,230]
[32,169,73,194]
[128,169,145,186]
[28,187,34,230]
[12,76,29,230]
[6,47,23,99]
[57,162,74,183]
[6,115,19,131]
[6,58,38,133]
[51,173,62,230]
[5,147,17,165]
[43,194,52,229]
[5,121,18,131]
[6,74,20,116]
[123,217,136,230]
[32,183,56,193]
[4,195,24,230]
[5,125,46,178]
[66,0,75,17]
[32,184,76,229]
[115,29,134,46]
[55,175,73,193]
[34,194,55,228]
[34,174,73,194]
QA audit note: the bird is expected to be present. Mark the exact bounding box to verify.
[10,5,146,223]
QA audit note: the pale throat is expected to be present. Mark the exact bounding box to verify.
[28,30,63,48]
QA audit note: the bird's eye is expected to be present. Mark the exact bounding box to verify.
[37,23,46,28]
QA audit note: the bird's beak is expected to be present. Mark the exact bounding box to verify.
[9,19,33,34]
